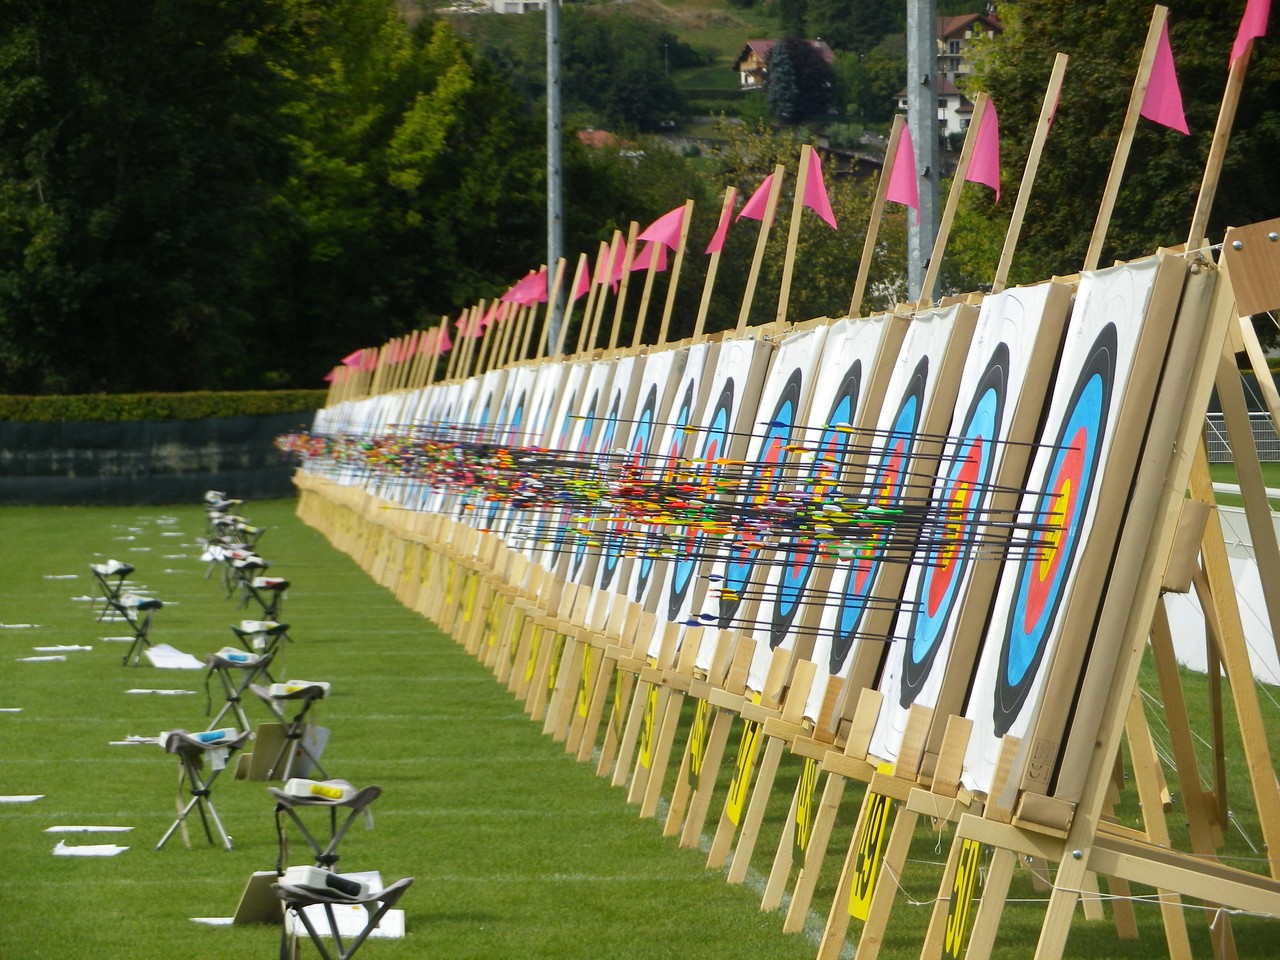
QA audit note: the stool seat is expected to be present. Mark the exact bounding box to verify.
[204,647,275,730]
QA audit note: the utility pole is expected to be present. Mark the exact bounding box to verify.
[546,0,564,354]
[906,0,939,302]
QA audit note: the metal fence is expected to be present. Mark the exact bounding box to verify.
[1205,411,1280,462]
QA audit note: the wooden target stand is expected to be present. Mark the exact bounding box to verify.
[293,221,1280,960]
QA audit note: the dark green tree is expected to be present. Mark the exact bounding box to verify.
[0,0,299,393]
[808,0,900,55]
[768,38,803,123]
[969,0,1280,283]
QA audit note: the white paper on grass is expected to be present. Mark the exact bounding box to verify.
[287,908,406,940]
[52,840,129,857]
[960,258,1160,795]
[17,655,66,663]
[34,644,92,652]
[144,644,203,670]
[1,622,42,628]
[0,707,22,713]
[46,825,134,834]
[867,282,1057,765]
[42,574,79,580]
[0,795,43,803]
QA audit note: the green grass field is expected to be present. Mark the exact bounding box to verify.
[2,497,1277,959]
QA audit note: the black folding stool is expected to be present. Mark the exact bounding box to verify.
[268,779,382,872]
[242,575,290,620]
[230,618,292,673]
[274,876,413,960]
[249,681,331,780]
[110,593,165,666]
[89,559,135,622]
[204,647,276,731]
[156,728,251,851]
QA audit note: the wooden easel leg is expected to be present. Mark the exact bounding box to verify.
[627,684,667,803]
[639,689,686,818]
[855,808,918,960]
[726,734,786,883]
[762,771,805,910]
[706,714,757,869]
[611,672,651,788]
[783,771,849,931]
[679,706,734,848]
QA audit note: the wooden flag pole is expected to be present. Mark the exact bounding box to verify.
[917,92,990,309]
[993,53,1069,293]
[1185,39,1254,249]
[589,233,620,352]
[630,245,662,350]
[442,315,461,382]
[693,187,737,341]
[475,301,500,374]
[555,254,589,359]
[578,242,607,356]
[608,222,640,352]
[530,259,566,362]
[457,307,480,380]
[493,302,518,370]
[850,115,905,318]
[1084,5,1169,272]
[775,145,815,325]
[736,164,786,333]
[426,316,449,388]
[507,302,531,367]
[654,200,696,347]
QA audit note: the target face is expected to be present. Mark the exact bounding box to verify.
[601,383,657,591]
[829,356,928,674]
[591,386,627,591]
[771,359,863,647]
[571,387,621,580]
[993,323,1116,736]
[720,369,802,626]
[900,344,1007,704]
[633,377,695,602]
[668,378,734,621]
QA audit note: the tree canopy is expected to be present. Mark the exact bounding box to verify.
[954,0,1280,287]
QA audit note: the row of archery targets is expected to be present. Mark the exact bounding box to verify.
[279,8,1280,960]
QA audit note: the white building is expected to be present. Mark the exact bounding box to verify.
[896,13,1002,138]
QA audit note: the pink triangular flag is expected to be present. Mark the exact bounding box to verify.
[340,348,365,368]
[638,204,687,251]
[438,324,452,355]
[965,100,1001,201]
[706,196,734,254]
[573,262,591,300]
[737,173,776,224]
[1232,0,1270,66]
[322,370,337,383]
[593,244,610,285]
[802,149,837,230]
[418,330,436,355]
[631,241,669,273]
[885,125,920,224]
[1140,21,1189,134]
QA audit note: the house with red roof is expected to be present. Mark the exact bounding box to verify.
[731,39,835,90]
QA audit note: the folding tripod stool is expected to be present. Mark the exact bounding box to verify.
[231,619,291,667]
[268,779,382,871]
[274,876,413,960]
[249,681,331,780]
[227,551,270,598]
[89,559,135,622]
[110,593,164,666]
[242,575,290,620]
[204,648,276,730]
[156,728,251,851]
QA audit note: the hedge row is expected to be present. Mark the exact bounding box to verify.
[0,390,326,423]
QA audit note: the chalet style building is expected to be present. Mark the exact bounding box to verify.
[896,13,1003,137]
[731,39,836,90]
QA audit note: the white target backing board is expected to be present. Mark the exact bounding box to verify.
[805,304,970,723]
[961,256,1172,795]
[867,280,1073,764]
